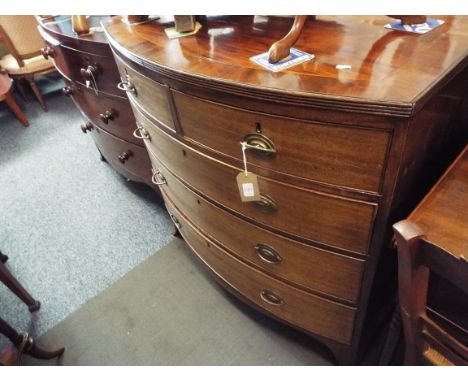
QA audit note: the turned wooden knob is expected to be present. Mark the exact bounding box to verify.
[99,109,116,124]
[118,150,132,163]
[80,122,93,134]
[41,46,55,59]
[80,65,97,79]
[62,86,73,96]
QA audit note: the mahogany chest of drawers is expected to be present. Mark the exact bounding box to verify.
[103,15,468,364]
[37,15,154,186]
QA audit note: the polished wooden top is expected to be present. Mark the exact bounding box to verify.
[103,15,468,117]
[37,15,111,44]
[410,145,468,259]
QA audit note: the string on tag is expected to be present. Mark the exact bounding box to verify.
[89,69,99,95]
[241,141,248,176]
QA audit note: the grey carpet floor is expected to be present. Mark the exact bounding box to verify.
[0,80,172,348]
[21,238,334,366]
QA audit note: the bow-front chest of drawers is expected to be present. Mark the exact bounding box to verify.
[37,16,154,186]
[103,15,468,364]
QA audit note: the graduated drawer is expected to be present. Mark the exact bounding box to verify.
[89,124,152,184]
[47,42,122,96]
[172,91,391,193]
[157,159,365,303]
[113,53,175,131]
[65,81,141,146]
[166,200,357,345]
[139,110,377,255]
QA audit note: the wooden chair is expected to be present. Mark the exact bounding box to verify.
[0,250,64,365]
[0,16,55,111]
[393,221,468,365]
[392,145,468,366]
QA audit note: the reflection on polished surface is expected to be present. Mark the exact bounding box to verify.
[103,15,466,108]
[38,15,112,43]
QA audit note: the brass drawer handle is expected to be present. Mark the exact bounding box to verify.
[253,194,278,213]
[169,213,182,230]
[117,75,136,93]
[133,124,151,140]
[151,169,167,185]
[255,244,282,264]
[260,290,284,306]
[242,133,276,158]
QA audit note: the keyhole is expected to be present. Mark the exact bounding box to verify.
[255,122,262,133]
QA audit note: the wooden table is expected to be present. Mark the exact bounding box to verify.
[0,72,29,127]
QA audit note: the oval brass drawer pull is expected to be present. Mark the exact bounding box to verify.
[242,133,276,158]
[133,124,151,140]
[151,169,167,185]
[253,193,278,213]
[255,244,282,264]
[117,75,136,93]
[169,213,182,230]
[260,290,284,306]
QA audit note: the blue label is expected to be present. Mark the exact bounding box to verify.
[250,48,315,72]
[385,18,445,34]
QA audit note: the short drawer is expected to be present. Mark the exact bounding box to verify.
[173,91,391,193]
[166,200,357,345]
[113,53,175,131]
[65,80,141,146]
[140,110,377,255]
[47,42,122,96]
[89,124,153,184]
[158,161,365,303]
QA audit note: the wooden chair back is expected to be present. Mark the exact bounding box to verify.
[0,16,44,67]
[393,220,468,365]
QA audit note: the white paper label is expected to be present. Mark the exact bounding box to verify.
[242,182,255,197]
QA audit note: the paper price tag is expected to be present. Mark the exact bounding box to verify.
[236,172,261,202]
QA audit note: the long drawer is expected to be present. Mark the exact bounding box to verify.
[113,53,175,131]
[172,91,391,193]
[65,80,140,146]
[139,109,377,255]
[89,124,153,184]
[156,156,364,303]
[165,198,357,345]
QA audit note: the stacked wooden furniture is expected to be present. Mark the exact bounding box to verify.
[393,145,468,365]
[37,16,154,186]
[103,16,468,364]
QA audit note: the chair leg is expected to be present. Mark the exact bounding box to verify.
[378,304,402,365]
[26,76,47,112]
[0,261,40,312]
[4,91,29,127]
[14,79,28,101]
[0,317,65,361]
